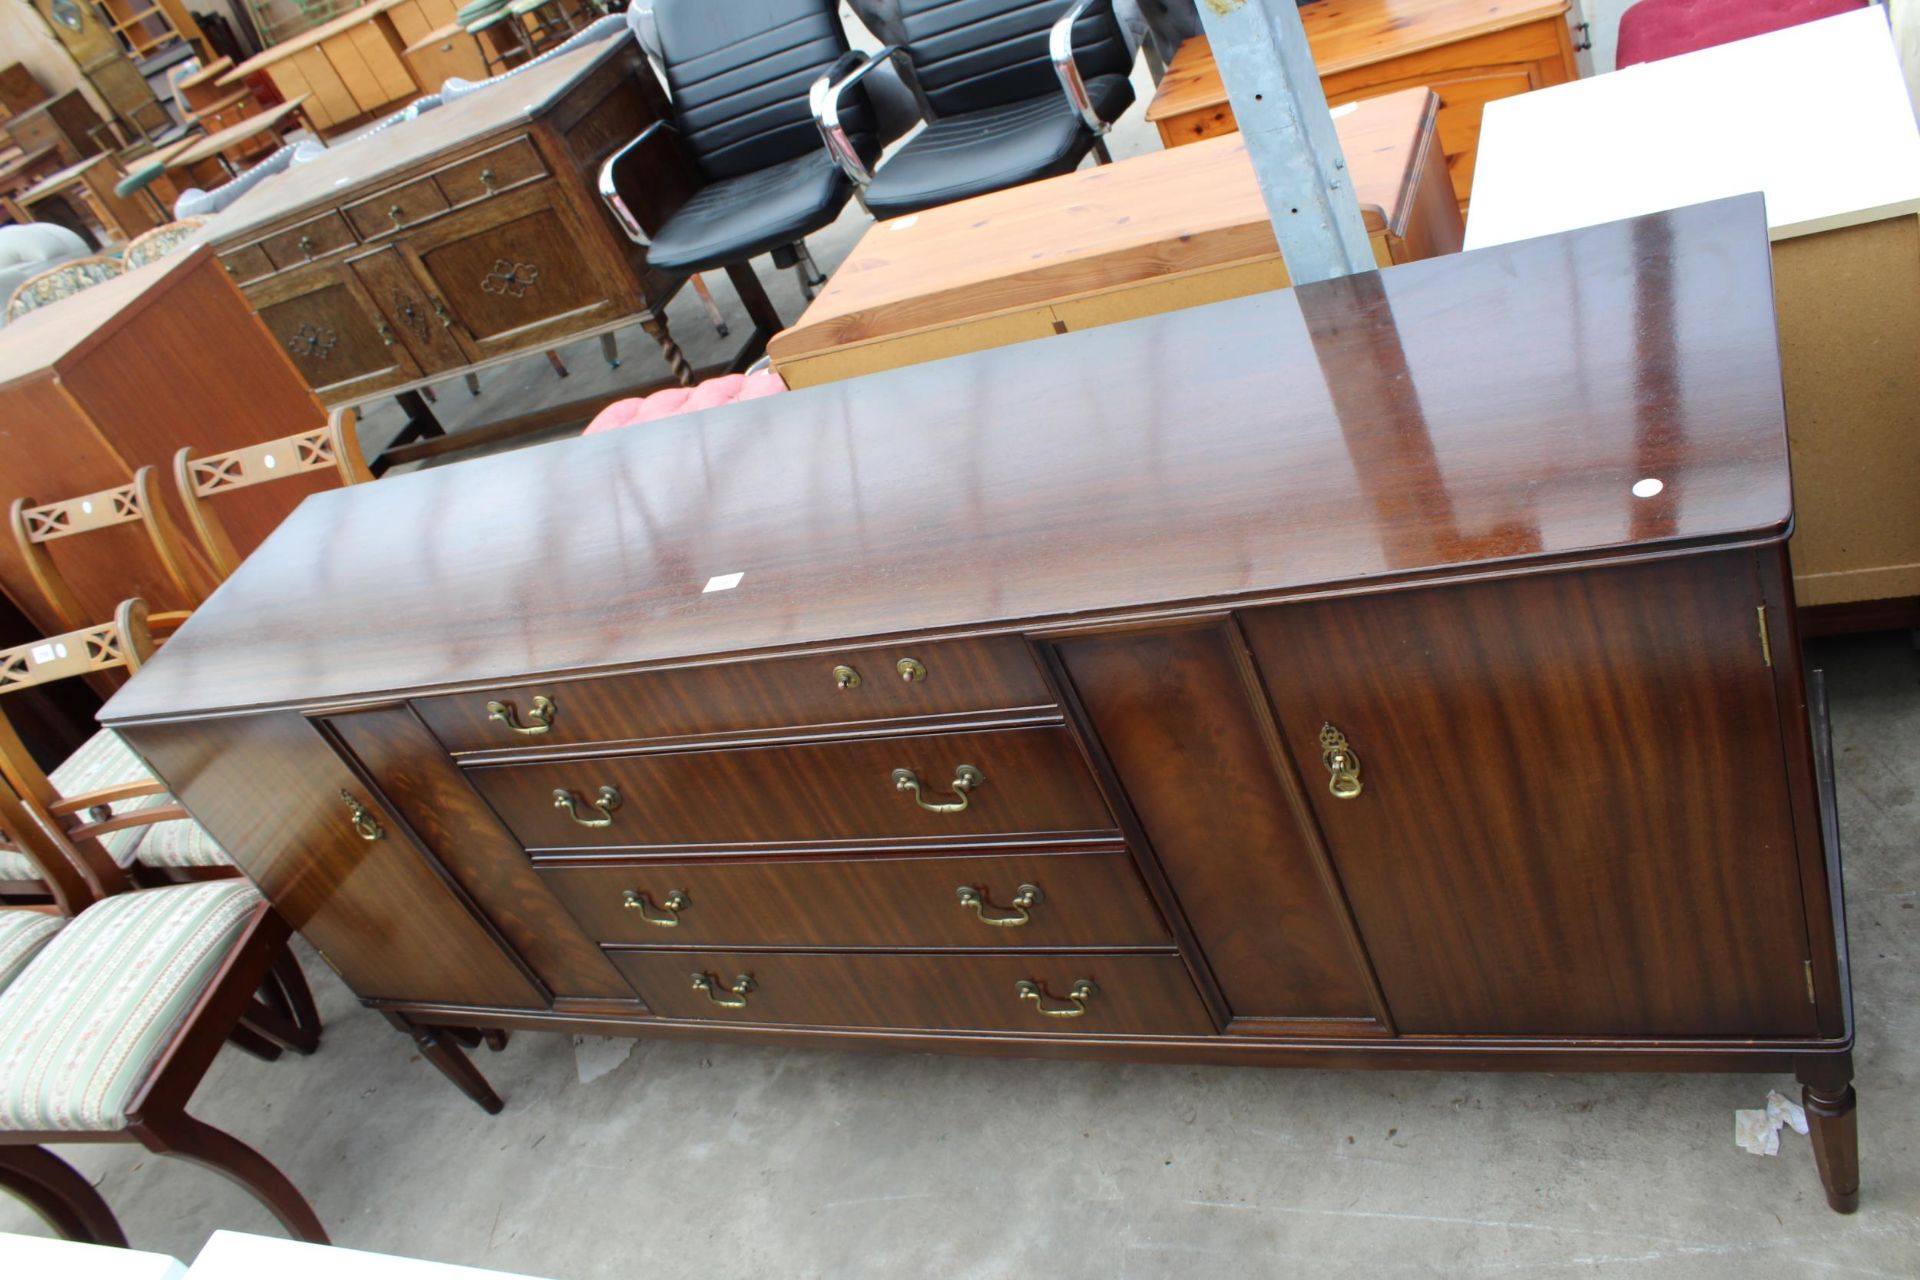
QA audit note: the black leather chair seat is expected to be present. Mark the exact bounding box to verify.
[646,147,866,275]
[861,73,1134,220]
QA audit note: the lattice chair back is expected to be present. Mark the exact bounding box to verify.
[9,468,211,637]
[4,256,126,322]
[174,409,371,582]
[0,600,155,913]
[123,219,209,270]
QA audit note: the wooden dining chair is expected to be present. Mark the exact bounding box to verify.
[3,256,125,322]
[173,409,371,582]
[10,467,213,640]
[0,746,326,1246]
[121,217,208,270]
[0,600,236,899]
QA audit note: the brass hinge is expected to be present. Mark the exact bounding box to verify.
[1757,604,1773,667]
[1805,959,1816,1004]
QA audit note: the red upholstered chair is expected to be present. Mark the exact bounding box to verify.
[1615,0,1868,67]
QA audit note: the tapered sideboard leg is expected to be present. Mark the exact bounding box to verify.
[383,1013,504,1115]
[1797,1056,1860,1213]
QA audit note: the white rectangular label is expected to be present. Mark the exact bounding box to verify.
[702,572,745,593]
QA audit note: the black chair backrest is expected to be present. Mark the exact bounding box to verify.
[653,0,873,181]
[857,0,1132,119]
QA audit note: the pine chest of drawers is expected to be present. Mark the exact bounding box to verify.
[102,194,1861,1211]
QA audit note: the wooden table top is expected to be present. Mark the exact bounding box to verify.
[103,196,1788,722]
[770,88,1439,363]
[218,0,416,84]
[1464,7,1920,249]
[403,18,471,56]
[17,152,113,201]
[1145,0,1571,123]
[201,35,629,244]
[165,97,309,170]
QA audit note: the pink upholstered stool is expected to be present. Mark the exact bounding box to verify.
[582,369,788,435]
[1615,0,1867,67]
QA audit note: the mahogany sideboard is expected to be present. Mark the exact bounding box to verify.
[103,195,1860,1212]
[197,35,776,410]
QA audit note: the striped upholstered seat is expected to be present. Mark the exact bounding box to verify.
[0,911,62,990]
[0,880,262,1131]
[28,729,233,873]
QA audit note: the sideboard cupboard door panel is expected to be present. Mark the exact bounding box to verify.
[120,713,546,1010]
[610,950,1212,1035]
[326,705,638,1003]
[466,726,1116,851]
[1241,555,1818,1039]
[1054,623,1380,1024]
[247,268,421,398]
[351,245,472,373]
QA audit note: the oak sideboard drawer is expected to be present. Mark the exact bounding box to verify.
[434,135,548,206]
[537,845,1169,949]
[220,243,275,284]
[414,636,1053,754]
[345,178,451,239]
[260,211,357,271]
[467,725,1115,850]
[609,950,1212,1034]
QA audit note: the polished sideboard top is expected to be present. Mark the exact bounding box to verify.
[104,195,1787,723]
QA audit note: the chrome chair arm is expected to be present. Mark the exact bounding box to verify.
[810,46,926,187]
[596,119,678,246]
[1050,0,1110,135]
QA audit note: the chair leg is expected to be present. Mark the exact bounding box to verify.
[690,273,730,336]
[639,311,696,387]
[226,1020,286,1061]
[465,372,482,396]
[136,1113,327,1244]
[268,946,323,1050]
[1091,135,1112,165]
[791,240,826,301]
[0,1145,128,1247]
[600,331,620,369]
[544,349,570,378]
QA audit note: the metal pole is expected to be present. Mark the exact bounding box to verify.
[1193,0,1375,284]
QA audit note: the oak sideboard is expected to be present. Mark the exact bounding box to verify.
[103,195,1860,1212]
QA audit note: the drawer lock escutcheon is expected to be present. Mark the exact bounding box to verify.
[692,972,754,1009]
[1319,723,1362,800]
[1016,978,1096,1018]
[339,790,383,842]
[957,883,1041,926]
[553,784,621,828]
[623,888,688,926]
[487,694,555,735]
[892,764,982,814]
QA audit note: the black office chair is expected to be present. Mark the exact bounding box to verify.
[597,0,879,305]
[818,0,1135,220]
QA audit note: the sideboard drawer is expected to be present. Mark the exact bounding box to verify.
[468,726,1114,850]
[345,178,451,239]
[435,135,547,206]
[260,211,357,271]
[414,636,1053,753]
[538,846,1169,949]
[609,950,1211,1034]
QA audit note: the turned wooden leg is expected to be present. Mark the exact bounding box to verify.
[640,310,695,387]
[0,1145,127,1247]
[383,1013,504,1114]
[1797,1056,1859,1213]
[482,1029,509,1052]
[136,1114,327,1243]
[544,349,570,378]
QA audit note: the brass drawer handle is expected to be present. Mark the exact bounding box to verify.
[298,233,315,259]
[376,318,397,346]
[832,664,861,689]
[692,972,754,1009]
[896,657,925,682]
[553,785,620,828]
[623,888,688,926]
[339,789,383,842]
[892,764,982,814]
[388,203,404,230]
[1016,978,1095,1018]
[1319,723,1362,800]
[480,166,497,195]
[487,694,554,735]
[434,298,455,330]
[958,883,1041,926]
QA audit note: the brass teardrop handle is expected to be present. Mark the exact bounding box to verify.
[553,784,620,828]
[298,234,315,259]
[1016,978,1096,1018]
[692,972,755,1009]
[958,883,1041,926]
[480,165,497,195]
[339,789,384,842]
[623,888,688,926]
[832,664,861,689]
[376,319,397,346]
[892,764,982,814]
[434,298,455,330]
[388,203,404,229]
[487,695,555,735]
[1319,723,1362,799]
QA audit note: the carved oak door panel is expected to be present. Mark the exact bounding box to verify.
[1241,554,1818,1040]
[406,186,623,361]
[350,244,472,374]
[246,265,421,400]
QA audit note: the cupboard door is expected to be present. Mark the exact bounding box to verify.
[350,244,473,373]
[1241,555,1818,1039]
[246,265,420,398]
[1055,622,1380,1028]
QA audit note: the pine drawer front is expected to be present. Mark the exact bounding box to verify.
[413,636,1053,754]
[609,950,1212,1034]
[537,846,1170,949]
[468,726,1115,851]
